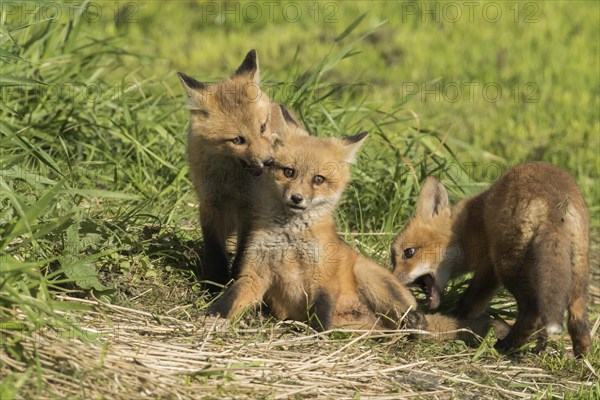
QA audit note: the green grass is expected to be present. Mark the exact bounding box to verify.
[1,1,598,398]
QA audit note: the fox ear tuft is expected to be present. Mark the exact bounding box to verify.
[416,177,451,218]
[279,104,301,128]
[178,72,210,112]
[344,131,368,144]
[342,131,368,163]
[177,72,205,91]
[234,49,259,84]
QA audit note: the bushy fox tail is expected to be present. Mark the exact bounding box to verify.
[420,314,510,344]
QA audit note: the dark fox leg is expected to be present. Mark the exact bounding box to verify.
[496,310,542,353]
[455,265,501,319]
[200,207,235,288]
[201,223,230,287]
[532,233,572,353]
[308,289,334,331]
[567,234,592,357]
[496,262,545,353]
[230,220,252,280]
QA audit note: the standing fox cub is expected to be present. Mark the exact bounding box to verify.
[208,132,507,341]
[392,162,591,356]
[178,50,304,287]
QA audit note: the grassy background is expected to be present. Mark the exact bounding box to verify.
[1,1,598,398]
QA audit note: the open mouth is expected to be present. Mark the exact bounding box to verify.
[412,273,440,309]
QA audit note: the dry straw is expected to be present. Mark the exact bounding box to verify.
[2,294,597,399]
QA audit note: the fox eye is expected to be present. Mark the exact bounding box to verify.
[403,248,416,259]
[260,122,267,134]
[231,136,246,145]
[312,175,325,185]
[283,168,296,178]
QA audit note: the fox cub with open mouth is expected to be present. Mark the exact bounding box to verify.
[208,131,508,341]
[391,163,591,356]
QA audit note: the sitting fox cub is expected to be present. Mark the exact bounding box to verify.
[209,132,507,340]
[391,163,591,356]
[178,50,303,287]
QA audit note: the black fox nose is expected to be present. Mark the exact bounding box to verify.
[291,194,303,204]
[263,157,274,167]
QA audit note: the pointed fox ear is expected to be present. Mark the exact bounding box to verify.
[279,104,301,128]
[341,131,368,163]
[416,177,451,218]
[177,72,209,114]
[233,49,259,84]
[177,72,205,92]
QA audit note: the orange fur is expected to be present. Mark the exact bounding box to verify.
[178,50,304,286]
[209,133,507,342]
[392,163,591,356]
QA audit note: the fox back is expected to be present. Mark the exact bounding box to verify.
[391,162,591,356]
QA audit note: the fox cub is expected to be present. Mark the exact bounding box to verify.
[391,162,591,356]
[178,50,303,287]
[208,131,507,340]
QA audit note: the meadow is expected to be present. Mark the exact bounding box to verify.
[1,1,598,398]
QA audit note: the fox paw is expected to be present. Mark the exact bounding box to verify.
[495,336,530,354]
[206,299,229,317]
[404,310,428,331]
[205,283,242,318]
[494,337,511,352]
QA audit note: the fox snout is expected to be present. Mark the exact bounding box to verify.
[287,192,308,211]
[291,194,303,204]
